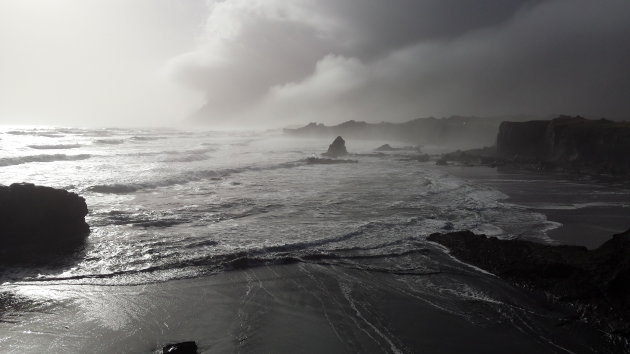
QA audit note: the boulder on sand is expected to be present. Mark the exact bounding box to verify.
[322,136,348,157]
[0,183,90,264]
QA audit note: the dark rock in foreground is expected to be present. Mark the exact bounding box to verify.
[322,136,348,157]
[0,183,90,264]
[305,157,357,165]
[428,229,630,336]
[162,341,198,354]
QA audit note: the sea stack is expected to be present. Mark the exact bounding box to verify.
[0,183,90,264]
[322,136,348,157]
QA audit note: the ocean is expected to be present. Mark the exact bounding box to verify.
[1,126,628,353]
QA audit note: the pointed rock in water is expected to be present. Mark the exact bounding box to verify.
[162,341,198,354]
[322,136,348,157]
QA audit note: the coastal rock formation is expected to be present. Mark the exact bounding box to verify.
[375,144,396,151]
[438,146,499,167]
[322,136,348,157]
[497,116,630,174]
[162,341,198,354]
[0,183,90,264]
[428,229,630,336]
[496,120,550,159]
[374,144,416,152]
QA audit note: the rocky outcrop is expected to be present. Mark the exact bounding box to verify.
[428,229,630,336]
[497,116,630,174]
[322,136,348,157]
[0,183,90,264]
[438,146,498,166]
[162,341,198,354]
[375,144,420,152]
[375,144,397,151]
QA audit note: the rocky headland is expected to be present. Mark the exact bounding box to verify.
[0,183,90,265]
[428,229,630,340]
[439,116,630,175]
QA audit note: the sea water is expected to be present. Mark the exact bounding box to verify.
[1,126,624,353]
[0,126,557,285]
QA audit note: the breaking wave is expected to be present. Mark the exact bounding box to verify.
[28,144,82,150]
[0,154,92,167]
[87,161,303,194]
[130,136,165,141]
[94,139,125,145]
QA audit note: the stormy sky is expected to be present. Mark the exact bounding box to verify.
[1,0,629,127]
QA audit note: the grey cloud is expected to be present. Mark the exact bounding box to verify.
[170,0,630,126]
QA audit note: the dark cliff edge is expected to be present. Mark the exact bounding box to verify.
[0,183,90,265]
[284,116,534,150]
[440,116,630,175]
[497,116,630,174]
[428,229,630,342]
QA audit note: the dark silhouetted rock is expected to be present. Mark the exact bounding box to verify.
[322,136,348,157]
[439,146,498,166]
[375,144,421,152]
[162,341,198,354]
[0,183,90,264]
[428,229,630,336]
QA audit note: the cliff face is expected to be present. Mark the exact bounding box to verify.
[497,116,630,173]
[496,120,549,159]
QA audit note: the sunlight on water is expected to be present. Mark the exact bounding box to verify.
[0,126,559,285]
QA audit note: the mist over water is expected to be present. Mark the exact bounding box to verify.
[1,1,629,352]
[3,126,630,352]
[0,126,557,285]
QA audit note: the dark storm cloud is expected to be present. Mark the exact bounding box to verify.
[168,0,630,126]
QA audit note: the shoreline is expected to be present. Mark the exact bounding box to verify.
[438,165,630,249]
[0,261,613,353]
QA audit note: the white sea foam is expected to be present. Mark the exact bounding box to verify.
[0,154,92,167]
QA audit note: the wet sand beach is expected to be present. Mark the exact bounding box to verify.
[1,259,611,353]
